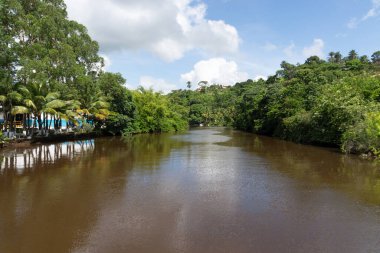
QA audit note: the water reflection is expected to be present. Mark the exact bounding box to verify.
[0,135,186,253]
[220,129,380,206]
[0,140,95,175]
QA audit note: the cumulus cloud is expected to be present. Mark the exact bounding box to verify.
[347,0,380,28]
[302,39,325,58]
[65,0,240,62]
[181,58,248,86]
[139,76,178,94]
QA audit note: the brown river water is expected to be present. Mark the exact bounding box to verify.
[1,128,380,253]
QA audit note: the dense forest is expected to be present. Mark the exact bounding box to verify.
[1,1,380,157]
[169,53,380,157]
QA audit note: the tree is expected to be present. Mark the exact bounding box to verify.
[347,50,359,61]
[328,52,343,63]
[97,72,134,116]
[372,51,380,64]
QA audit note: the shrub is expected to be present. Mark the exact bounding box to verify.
[342,112,380,157]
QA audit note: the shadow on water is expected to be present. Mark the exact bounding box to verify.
[217,129,380,206]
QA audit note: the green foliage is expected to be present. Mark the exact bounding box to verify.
[231,52,380,156]
[1,0,380,158]
[97,72,134,116]
[76,122,94,134]
[168,84,237,127]
[122,88,188,135]
[103,114,132,136]
[342,112,380,156]
[0,131,9,144]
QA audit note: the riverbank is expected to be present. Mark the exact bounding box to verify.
[0,132,103,150]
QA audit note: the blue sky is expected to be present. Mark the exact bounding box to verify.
[65,0,380,92]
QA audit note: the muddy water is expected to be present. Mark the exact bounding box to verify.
[1,128,380,253]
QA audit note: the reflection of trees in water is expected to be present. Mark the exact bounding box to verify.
[120,133,187,169]
[0,135,187,253]
[0,140,95,175]
[221,131,380,206]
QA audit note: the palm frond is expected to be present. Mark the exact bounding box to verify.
[66,100,81,109]
[98,108,110,116]
[46,92,60,102]
[18,86,30,96]
[9,91,23,102]
[11,106,29,115]
[42,108,58,115]
[94,113,107,120]
[92,100,110,109]
[65,110,79,118]
[24,99,37,110]
[77,108,90,115]
[0,95,6,103]
[46,99,66,109]
[34,96,46,104]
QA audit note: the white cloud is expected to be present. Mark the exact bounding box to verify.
[253,75,267,81]
[363,0,380,20]
[181,58,248,86]
[65,0,240,62]
[139,76,178,94]
[348,0,380,28]
[100,54,111,70]
[302,39,325,58]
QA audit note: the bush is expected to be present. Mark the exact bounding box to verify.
[0,132,9,146]
[342,112,380,157]
[104,114,132,135]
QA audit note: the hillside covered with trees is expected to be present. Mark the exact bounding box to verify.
[169,52,380,157]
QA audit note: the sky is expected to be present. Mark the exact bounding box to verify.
[64,0,380,93]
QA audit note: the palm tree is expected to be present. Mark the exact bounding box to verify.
[18,83,68,134]
[79,94,110,123]
[0,82,25,132]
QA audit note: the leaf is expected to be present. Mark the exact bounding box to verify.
[92,100,109,109]
[11,106,29,115]
[9,91,23,102]
[42,108,58,114]
[94,113,107,120]
[46,99,66,109]
[98,108,110,116]
[66,100,81,109]
[24,99,37,110]
[45,92,60,102]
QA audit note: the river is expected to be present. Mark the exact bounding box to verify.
[1,128,380,253]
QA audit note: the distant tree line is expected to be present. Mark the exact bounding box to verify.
[168,51,380,157]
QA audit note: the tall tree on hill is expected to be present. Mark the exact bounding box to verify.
[347,50,359,61]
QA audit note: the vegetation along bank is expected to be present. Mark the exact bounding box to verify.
[1,1,380,157]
